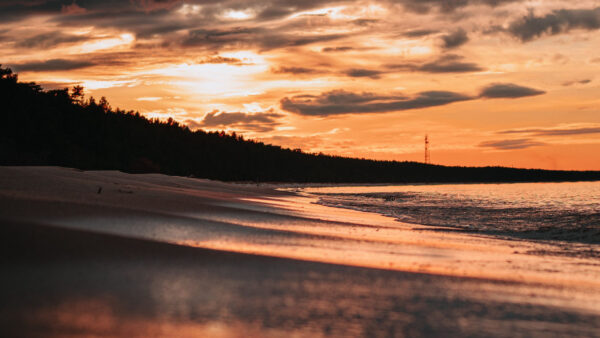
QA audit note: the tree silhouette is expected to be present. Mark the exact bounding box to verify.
[0,65,17,82]
[1,65,599,183]
[99,96,110,112]
[70,85,84,105]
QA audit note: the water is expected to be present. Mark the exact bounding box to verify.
[303,181,600,245]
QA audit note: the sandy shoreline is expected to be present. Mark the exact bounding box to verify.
[1,166,600,337]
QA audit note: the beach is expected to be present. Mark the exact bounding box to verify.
[1,166,600,337]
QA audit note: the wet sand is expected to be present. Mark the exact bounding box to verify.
[1,167,599,337]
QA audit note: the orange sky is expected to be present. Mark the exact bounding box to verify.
[2,0,600,170]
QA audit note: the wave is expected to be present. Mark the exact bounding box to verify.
[315,189,600,246]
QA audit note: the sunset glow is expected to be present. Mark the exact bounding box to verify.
[3,0,600,169]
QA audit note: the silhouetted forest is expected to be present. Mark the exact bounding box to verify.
[1,66,599,183]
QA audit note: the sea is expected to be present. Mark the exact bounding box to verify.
[301,181,600,247]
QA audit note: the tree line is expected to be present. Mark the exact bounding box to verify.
[1,66,599,183]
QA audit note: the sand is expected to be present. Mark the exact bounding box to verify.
[1,166,599,337]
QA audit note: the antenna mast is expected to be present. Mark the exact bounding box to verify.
[424,134,430,164]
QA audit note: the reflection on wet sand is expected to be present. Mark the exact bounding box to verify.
[3,222,600,338]
[1,167,600,337]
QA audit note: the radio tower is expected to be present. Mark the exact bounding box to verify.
[424,134,430,164]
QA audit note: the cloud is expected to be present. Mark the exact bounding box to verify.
[562,79,592,86]
[272,66,321,74]
[132,0,182,12]
[387,54,484,73]
[351,18,379,26]
[345,68,383,79]
[397,0,518,13]
[479,83,545,98]
[198,55,246,65]
[280,82,546,116]
[0,1,64,22]
[508,7,600,42]
[188,110,285,132]
[10,58,95,72]
[401,29,438,37]
[182,27,345,50]
[16,32,90,49]
[322,46,354,52]
[182,27,260,48]
[479,138,546,150]
[255,1,350,20]
[418,54,483,73]
[280,89,472,116]
[499,126,600,136]
[441,28,469,49]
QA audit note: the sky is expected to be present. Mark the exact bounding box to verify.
[2,0,600,170]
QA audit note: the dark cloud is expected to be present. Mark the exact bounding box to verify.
[182,27,345,50]
[396,0,518,13]
[10,58,95,72]
[401,29,438,37]
[272,66,320,74]
[345,68,383,79]
[508,7,600,42]
[181,27,259,48]
[387,54,484,73]
[280,81,545,116]
[256,6,295,20]
[280,89,472,116]
[0,0,348,57]
[16,32,90,49]
[322,46,354,52]
[53,5,180,39]
[254,1,348,20]
[0,0,154,22]
[188,110,285,132]
[259,33,345,50]
[418,54,483,73]
[441,28,469,49]
[479,83,545,98]
[0,1,64,22]
[479,138,546,150]
[198,55,246,65]
[0,0,515,23]
[562,79,592,86]
[499,126,600,136]
[408,0,520,13]
[132,0,182,12]
[351,19,379,26]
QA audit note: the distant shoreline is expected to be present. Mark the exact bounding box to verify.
[249,178,600,188]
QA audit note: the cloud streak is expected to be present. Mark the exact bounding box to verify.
[280,90,473,116]
[479,138,546,150]
[499,126,600,137]
[16,32,90,49]
[345,68,383,79]
[281,81,546,116]
[188,110,285,132]
[10,58,95,72]
[387,55,484,73]
[479,83,545,98]
[272,66,321,74]
[441,29,469,49]
[508,7,600,41]
[397,0,518,13]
